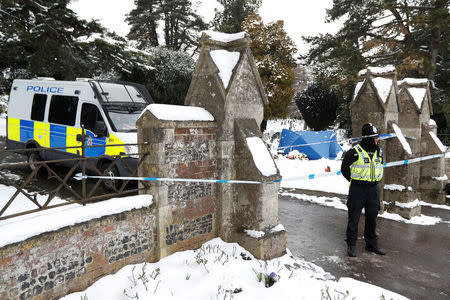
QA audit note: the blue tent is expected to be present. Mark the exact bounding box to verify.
[278,129,343,160]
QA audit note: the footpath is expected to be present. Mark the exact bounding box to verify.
[279,188,450,300]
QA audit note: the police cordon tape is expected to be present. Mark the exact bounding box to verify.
[73,151,449,184]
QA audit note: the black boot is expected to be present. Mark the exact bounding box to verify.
[347,245,356,257]
[365,244,386,255]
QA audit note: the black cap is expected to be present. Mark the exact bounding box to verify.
[362,123,379,138]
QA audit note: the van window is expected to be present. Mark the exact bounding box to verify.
[30,94,47,121]
[81,103,104,133]
[48,95,78,126]
[97,82,146,104]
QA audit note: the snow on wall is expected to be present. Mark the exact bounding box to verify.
[398,78,428,85]
[246,137,277,177]
[392,123,412,155]
[358,65,396,76]
[244,224,285,239]
[407,87,426,109]
[384,184,406,191]
[432,175,448,181]
[428,131,447,153]
[353,81,364,100]
[429,119,436,126]
[395,199,420,209]
[210,49,240,89]
[0,195,153,248]
[203,30,246,43]
[372,77,393,103]
[144,104,214,121]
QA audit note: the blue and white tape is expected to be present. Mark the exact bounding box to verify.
[73,173,280,185]
[74,151,448,184]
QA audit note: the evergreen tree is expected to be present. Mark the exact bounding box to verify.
[126,0,160,49]
[212,0,261,33]
[242,13,297,120]
[126,0,207,53]
[120,47,195,105]
[0,0,149,93]
[294,83,338,131]
[302,0,449,134]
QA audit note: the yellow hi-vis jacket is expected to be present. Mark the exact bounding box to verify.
[350,144,383,182]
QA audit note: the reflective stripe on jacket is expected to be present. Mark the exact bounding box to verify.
[350,144,383,182]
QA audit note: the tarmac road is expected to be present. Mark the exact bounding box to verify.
[279,188,450,300]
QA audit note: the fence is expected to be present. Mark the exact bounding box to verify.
[0,131,150,221]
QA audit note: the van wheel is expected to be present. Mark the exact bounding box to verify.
[27,151,41,172]
[99,162,120,192]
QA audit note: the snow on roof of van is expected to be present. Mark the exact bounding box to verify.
[210,50,240,89]
[144,104,214,121]
[358,65,396,76]
[203,31,246,43]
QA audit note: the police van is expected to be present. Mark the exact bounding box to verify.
[6,78,153,188]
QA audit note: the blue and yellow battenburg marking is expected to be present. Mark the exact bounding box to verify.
[7,118,126,157]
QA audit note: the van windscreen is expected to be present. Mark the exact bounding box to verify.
[96,82,146,104]
[103,104,146,132]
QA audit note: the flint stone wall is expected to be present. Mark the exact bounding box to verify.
[0,206,156,300]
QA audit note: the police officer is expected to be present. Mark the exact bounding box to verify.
[341,123,386,257]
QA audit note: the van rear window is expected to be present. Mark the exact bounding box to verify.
[48,95,78,126]
[31,94,47,121]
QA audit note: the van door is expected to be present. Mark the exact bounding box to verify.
[80,103,107,157]
[47,94,79,163]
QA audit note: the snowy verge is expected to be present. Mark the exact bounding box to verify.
[282,192,442,226]
[0,195,153,248]
[275,156,349,194]
[419,201,450,211]
[61,238,408,300]
[379,212,441,226]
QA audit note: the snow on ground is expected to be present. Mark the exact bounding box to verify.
[281,191,347,210]
[275,155,349,194]
[62,238,408,300]
[419,201,450,211]
[281,191,441,225]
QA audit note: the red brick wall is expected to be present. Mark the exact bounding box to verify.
[164,126,217,252]
[0,206,156,300]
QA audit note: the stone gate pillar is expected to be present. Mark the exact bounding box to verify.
[137,104,218,259]
[351,67,399,211]
[185,31,286,259]
[419,123,448,204]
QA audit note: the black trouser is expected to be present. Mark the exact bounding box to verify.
[346,182,380,247]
